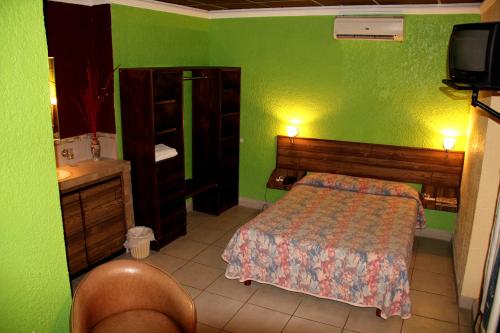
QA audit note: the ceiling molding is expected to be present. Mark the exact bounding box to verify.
[49,0,480,18]
[111,0,209,18]
[209,3,480,18]
[48,0,97,5]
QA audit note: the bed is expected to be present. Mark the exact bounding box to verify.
[222,172,426,319]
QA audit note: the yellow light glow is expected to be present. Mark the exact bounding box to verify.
[50,97,57,105]
[443,137,456,151]
[441,129,459,137]
[286,126,299,138]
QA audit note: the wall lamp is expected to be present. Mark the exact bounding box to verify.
[287,126,299,143]
[443,137,456,152]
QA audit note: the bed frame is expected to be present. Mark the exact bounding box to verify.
[273,135,465,211]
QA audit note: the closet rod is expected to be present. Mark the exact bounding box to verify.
[183,76,208,81]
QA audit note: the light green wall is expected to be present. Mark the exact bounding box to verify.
[111,4,210,177]
[0,1,71,332]
[208,14,478,231]
[111,9,478,231]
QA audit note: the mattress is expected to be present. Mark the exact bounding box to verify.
[222,173,425,319]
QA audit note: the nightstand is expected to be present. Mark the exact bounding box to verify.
[267,168,306,191]
[421,185,459,212]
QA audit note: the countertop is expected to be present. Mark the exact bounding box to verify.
[58,159,131,193]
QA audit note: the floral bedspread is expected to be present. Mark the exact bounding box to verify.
[222,173,426,319]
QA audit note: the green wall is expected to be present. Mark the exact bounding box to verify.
[0,1,71,332]
[208,14,478,230]
[111,4,210,177]
[111,9,478,231]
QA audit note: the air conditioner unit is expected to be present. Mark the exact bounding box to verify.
[334,16,404,41]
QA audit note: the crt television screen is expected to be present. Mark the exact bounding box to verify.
[451,29,490,72]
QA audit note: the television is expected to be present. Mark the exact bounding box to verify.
[447,22,500,90]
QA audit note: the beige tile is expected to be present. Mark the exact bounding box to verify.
[283,316,342,333]
[195,291,244,329]
[224,303,290,333]
[189,212,237,231]
[342,330,359,333]
[144,252,187,273]
[206,275,259,302]
[182,285,202,299]
[402,315,459,333]
[248,284,303,314]
[414,252,454,276]
[192,245,228,270]
[172,262,223,289]
[214,227,240,249]
[417,237,452,256]
[411,269,456,297]
[188,226,227,245]
[411,290,458,323]
[160,236,208,260]
[458,308,472,327]
[219,206,260,222]
[294,295,350,327]
[197,322,220,333]
[344,307,403,333]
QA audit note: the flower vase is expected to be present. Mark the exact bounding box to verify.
[90,135,101,161]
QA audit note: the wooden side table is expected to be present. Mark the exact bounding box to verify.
[421,185,458,212]
[267,168,306,191]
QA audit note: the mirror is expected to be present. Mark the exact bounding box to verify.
[48,57,59,139]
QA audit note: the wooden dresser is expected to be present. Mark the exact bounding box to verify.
[58,159,134,276]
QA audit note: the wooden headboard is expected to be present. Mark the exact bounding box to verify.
[274,136,465,210]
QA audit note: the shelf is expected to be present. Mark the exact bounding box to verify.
[155,128,177,136]
[222,88,240,93]
[221,111,239,118]
[185,179,217,198]
[220,155,239,164]
[421,185,458,212]
[154,99,177,105]
[220,135,239,142]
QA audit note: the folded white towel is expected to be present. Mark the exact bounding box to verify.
[155,144,178,162]
[155,144,176,153]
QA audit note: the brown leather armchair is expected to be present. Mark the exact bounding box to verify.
[71,259,196,333]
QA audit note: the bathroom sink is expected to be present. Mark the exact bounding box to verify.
[56,169,71,181]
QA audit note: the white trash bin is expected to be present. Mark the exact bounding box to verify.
[124,226,155,259]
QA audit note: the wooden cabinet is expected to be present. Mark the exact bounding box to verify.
[119,68,186,250]
[119,66,241,248]
[61,192,87,274]
[191,68,241,215]
[61,177,126,275]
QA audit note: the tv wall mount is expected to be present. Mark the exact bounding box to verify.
[443,79,500,119]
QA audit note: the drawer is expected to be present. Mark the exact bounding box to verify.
[85,218,126,264]
[86,233,126,265]
[80,177,123,211]
[66,232,87,274]
[61,193,84,236]
[83,198,124,229]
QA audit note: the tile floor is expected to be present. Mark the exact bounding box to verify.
[73,206,474,333]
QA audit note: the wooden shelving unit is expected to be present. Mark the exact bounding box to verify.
[119,68,186,250]
[191,68,241,215]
